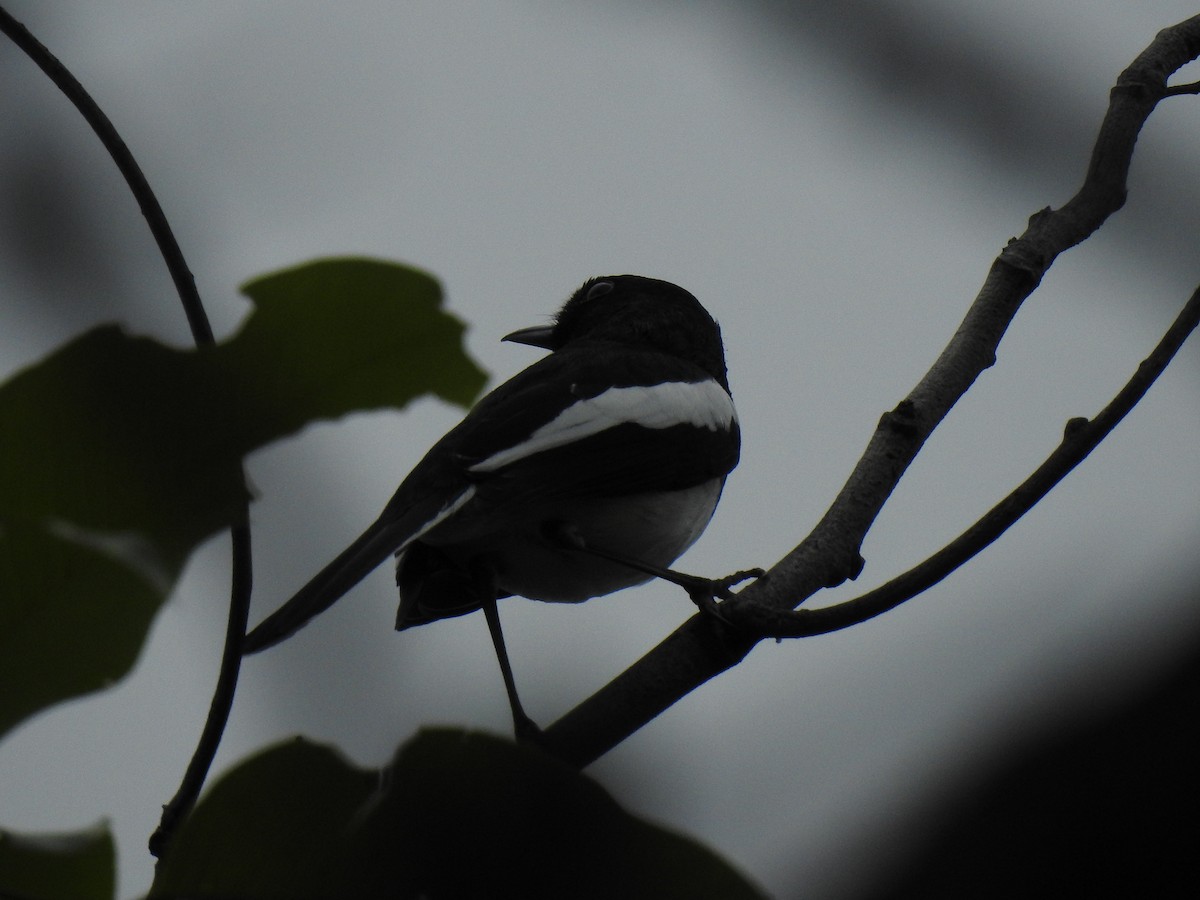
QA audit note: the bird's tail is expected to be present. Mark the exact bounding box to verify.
[241,517,406,654]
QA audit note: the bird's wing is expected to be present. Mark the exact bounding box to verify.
[422,342,741,538]
[243,342,738,652]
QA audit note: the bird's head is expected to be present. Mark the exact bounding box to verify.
[503,275,728,387]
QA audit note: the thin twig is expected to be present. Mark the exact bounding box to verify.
[540,14,1200,768]
[0,6,210,345]
[1164,80,1200,96]
[148,513,253,858]
[0,5,253,858]
[727,282,1200,638]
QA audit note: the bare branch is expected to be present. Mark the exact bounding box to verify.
[727,283,1200,639]
[540,14,1200,768]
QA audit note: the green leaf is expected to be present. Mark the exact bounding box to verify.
[234,257,485,438]
[151,737,378,899]
[151,729,766,900]
[0,523,161,738]
[0,258,487,737]
[0,822,115,900]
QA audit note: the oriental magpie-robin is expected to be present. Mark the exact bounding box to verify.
[243,275,755,737]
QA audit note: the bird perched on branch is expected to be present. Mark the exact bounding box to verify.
[243,275,755,737]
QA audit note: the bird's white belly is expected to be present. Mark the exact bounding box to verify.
[489,479,724,603]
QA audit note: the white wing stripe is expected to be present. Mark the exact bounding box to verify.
[470,380,735,474]
[401,485,478,549]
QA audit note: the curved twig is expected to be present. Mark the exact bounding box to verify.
[540,14,1200,768]
[148,512,253,859]
[0,5,252,858]
[0,6,210,345]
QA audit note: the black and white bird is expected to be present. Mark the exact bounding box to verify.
[243,275,754,737]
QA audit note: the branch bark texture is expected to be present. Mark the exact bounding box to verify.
[541,15,1200,768]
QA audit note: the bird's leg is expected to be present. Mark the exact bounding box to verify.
[544,522,763,619]
[481,598,542,743]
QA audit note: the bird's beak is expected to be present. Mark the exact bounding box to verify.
[502,324,556,350]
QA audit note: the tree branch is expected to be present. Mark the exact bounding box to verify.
[540,14,1200,768]
[0,5,253,859]
[726,282,1200,639]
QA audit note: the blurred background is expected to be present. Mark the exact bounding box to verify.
[2,2,1198,897]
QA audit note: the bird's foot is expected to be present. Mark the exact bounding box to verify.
[684,568,765,620]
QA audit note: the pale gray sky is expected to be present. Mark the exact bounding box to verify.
[2,3,1199,897]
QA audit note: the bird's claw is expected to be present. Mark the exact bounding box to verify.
[686,567,765,621]
[712,567,766,598]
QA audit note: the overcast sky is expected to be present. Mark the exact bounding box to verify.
[2,3,1199,897]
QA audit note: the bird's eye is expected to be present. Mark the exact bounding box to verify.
[586,280,614,301]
